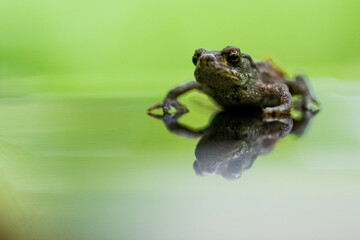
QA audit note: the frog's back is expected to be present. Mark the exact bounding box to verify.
[256,59,287,84]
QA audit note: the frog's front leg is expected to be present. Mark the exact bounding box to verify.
[261,84,293,117]
[147,81,201,114]
[286,75,320,111]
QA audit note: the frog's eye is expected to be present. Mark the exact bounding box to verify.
[228,51,240,63]
[192,53,200,66]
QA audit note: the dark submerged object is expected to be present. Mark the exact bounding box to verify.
[150,108,316,180]
[148,46,320,117]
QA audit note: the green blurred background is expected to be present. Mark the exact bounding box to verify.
[0,1,360,239]
[0,0,359,96]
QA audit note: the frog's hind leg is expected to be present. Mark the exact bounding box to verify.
[262,84,293,117]
[286,75,320,111]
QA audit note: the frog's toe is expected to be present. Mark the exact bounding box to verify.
[176,104,189,113]
[147,100,189,115]
[162,99,188,114]
[305,102,320,113]
[147,111,165,120]
[147,102,164,113]
[303,97,321,113]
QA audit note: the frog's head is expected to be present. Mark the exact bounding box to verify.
[193,46,247,88]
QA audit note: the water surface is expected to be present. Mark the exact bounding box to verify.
[0,78,359,240]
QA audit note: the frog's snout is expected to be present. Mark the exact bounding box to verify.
[199,54,216,67]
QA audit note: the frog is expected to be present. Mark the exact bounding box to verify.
[147,46,320,117]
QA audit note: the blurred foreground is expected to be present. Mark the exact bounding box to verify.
[0,78,359,239]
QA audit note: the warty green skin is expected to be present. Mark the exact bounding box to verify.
[147,46,319,117]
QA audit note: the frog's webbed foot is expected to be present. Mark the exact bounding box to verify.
[148,111,184,122]
[147,99,189,115]
[147,81,200,115]
[291,110,318,136]
[302,95,321,113]
[287,75,320,112]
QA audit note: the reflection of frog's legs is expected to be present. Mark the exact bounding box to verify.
[291,110,317,136]
[262,84,292,117]
[147,81,201,114]
[148,113,204,138]
[286,75,320,110]
[262,118,293,139]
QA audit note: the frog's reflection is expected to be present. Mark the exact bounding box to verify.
[150,109,316,180]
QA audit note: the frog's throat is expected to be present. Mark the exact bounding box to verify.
[205,69,248,85]
[195,67,249,86]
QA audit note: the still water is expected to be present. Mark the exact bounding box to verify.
[0,78,359,240]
